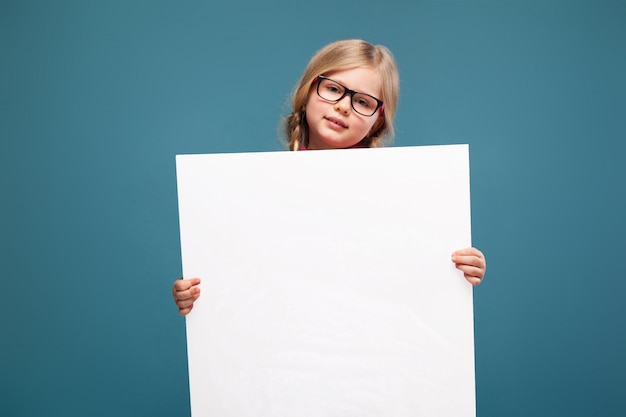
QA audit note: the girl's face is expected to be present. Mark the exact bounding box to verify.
[305,67,383,150]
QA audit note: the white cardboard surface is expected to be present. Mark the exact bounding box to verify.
[176,145,475,417]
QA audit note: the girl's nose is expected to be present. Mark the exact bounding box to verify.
[334,95,352,114]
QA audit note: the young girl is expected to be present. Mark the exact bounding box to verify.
[173,39,486,315]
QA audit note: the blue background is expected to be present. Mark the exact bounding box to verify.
[1,0,624,416]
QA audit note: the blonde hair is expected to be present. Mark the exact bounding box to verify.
[282,39,400,151]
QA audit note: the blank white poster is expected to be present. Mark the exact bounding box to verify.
[176,145,475,417]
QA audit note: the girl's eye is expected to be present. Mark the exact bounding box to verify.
[355,97,373,108]
[325,84,341,94]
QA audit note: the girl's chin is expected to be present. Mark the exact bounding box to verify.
[309,136,361,150]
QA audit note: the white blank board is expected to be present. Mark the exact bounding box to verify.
[176,145,475,417]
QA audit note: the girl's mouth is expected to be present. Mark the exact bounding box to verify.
[325,116,347,129]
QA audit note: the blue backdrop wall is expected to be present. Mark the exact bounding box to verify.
[1,1,624,416]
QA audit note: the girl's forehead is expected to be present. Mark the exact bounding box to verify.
[323,67,382,97]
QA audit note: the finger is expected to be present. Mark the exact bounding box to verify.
[465,275,482,286]
[452,255,486,269]
[176,295,199,309]
[174,286,201,302]
[455,263,484,279]
[178,305,193,316]
[452,247,484,259]
[174,277,201,291]
[173,279,192,292]
[173,277,201,292]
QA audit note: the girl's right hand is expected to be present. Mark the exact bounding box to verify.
[172,278,201,316]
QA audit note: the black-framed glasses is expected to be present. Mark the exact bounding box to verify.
[315,75,384,117]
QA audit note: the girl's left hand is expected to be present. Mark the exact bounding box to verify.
[451,247,486,286]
